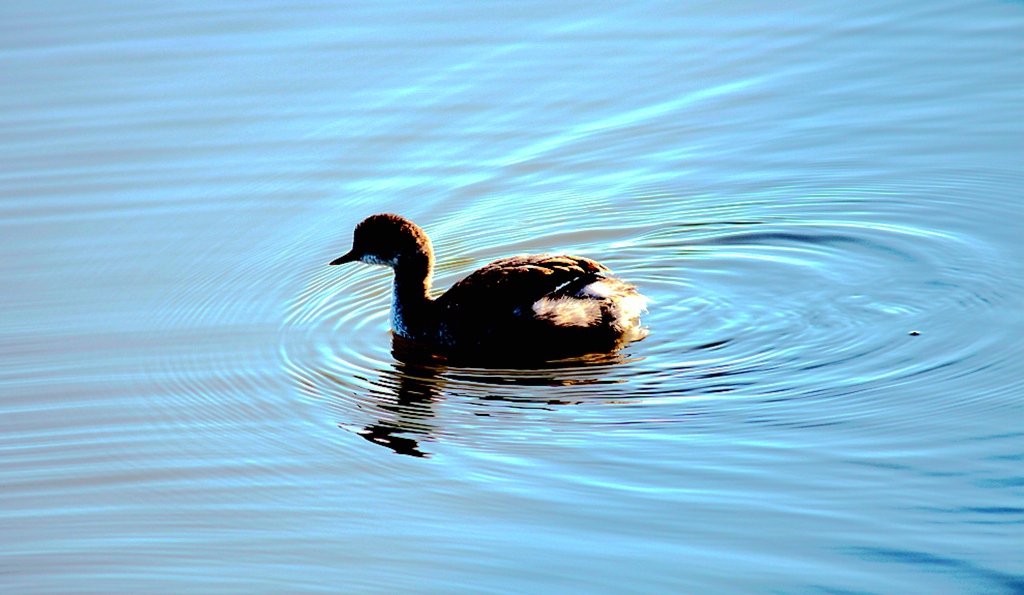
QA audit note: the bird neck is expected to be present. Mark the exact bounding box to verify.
[390,251,434,339]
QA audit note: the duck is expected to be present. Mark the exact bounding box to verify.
[329,214,647,362]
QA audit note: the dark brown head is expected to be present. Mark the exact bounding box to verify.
[329,214,433,271]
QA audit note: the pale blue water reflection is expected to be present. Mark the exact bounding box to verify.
[1,0,1022,593]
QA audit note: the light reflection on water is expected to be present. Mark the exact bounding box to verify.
[2,0,1023,592]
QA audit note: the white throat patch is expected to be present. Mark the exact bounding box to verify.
[361,254,398,267]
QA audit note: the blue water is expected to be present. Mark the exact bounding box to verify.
[2,1,1022,592]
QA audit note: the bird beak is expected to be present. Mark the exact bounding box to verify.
[329,249,359,265]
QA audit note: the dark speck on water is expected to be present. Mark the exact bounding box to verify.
[1,0,1022,593]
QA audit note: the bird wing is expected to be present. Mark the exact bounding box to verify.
[435,254,609,337]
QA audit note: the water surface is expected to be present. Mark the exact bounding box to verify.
[2,0,1022,593]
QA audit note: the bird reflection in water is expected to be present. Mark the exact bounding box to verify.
[347,336,633,458]
[355,344,444,458]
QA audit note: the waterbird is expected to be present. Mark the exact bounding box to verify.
[329,214,647,362]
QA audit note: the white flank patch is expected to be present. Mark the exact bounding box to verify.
[614,293,648,323]
[579,280,613,299]
[617,294,649,339]
[531,296,602,326]
[533,279,649,335]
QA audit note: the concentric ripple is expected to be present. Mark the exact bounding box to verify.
[280,191,1024,458]
[4,0,1023,591]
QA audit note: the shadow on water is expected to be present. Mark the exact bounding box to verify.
[326,336,636,458]
[845,547,1024,595]
[355,360,440,458]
